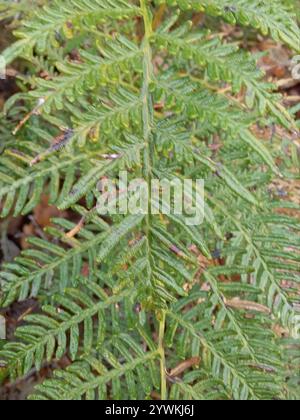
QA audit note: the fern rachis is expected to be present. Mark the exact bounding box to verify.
[0,0,299,401]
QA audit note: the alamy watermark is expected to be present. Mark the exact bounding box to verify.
[96,172,204,226]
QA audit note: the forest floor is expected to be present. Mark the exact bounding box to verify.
[0,21,300,400]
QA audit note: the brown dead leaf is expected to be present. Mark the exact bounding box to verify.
[273,324,289,338]
[66,216,85,238]
[20,223,35,250]
[192,13,205,27]
[225,297,271,314]
[169,357,201,378]
[81,263,90,278]
[151,391,161,400]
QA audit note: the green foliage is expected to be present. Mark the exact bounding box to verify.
[0,0,299,400]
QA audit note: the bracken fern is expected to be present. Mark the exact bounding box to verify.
[0,0,299,400]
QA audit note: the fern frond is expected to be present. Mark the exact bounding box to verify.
[2,0,141,64]
[1,0,299,401]
[167,289,282,400]
[156,77,280,174]
[157,0,300,51]
[210,197,300,331]
[69,88,142,146]
[0,282,135,378]
[30,348,159,400]
[155,25,294,127]
[24,40,141,115]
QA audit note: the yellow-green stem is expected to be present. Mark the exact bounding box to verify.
[158,311,167,400]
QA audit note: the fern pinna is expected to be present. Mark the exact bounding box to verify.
[0,0,299,400]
